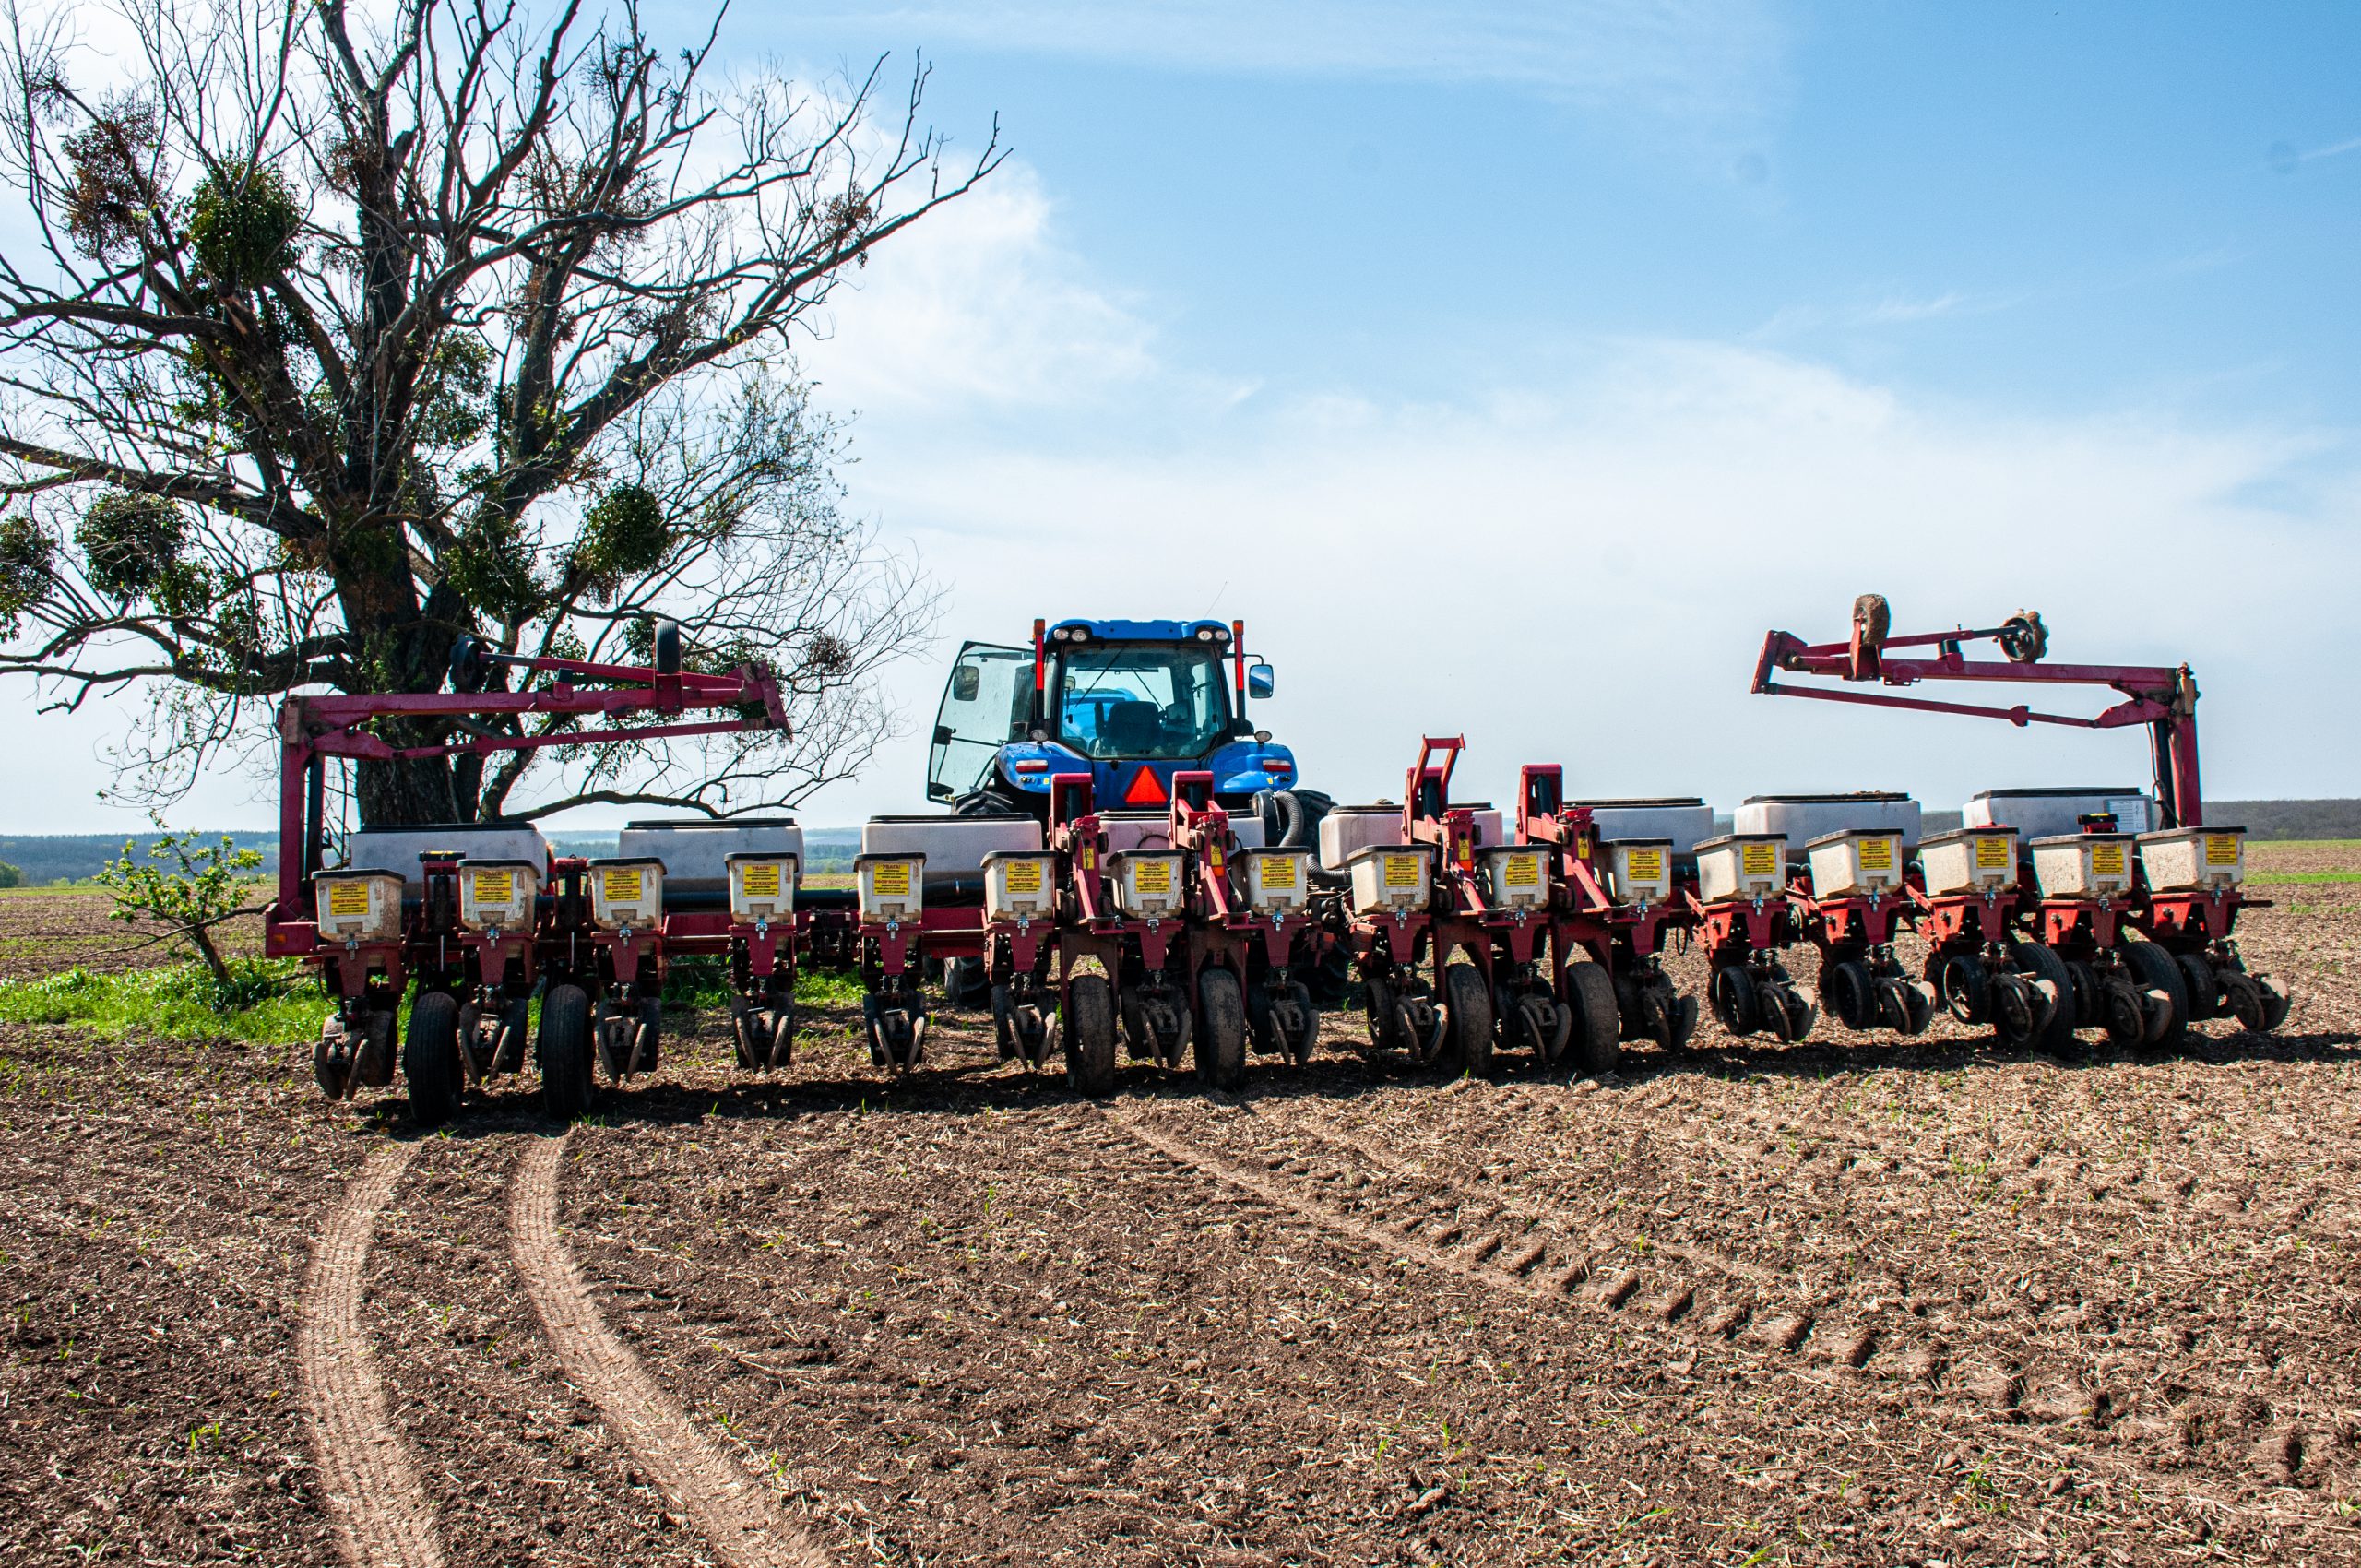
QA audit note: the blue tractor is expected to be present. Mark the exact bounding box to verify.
[926,617,1332,849]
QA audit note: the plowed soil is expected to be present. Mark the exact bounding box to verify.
[3,868,2358,1565]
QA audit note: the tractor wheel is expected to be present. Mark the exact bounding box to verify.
[2118,941,2190,1050]
[2176,954,2219,1022]
[1822,959,1876,1030]
[404,992,461,1129]
[540,984,595,1120]
[1364,974,1404,1053]
[1442,963,1494,1076]
[1566,963,1621,1077]
[2011,943,2078,1055]
[1195,968,1249,1092]
[1709,964,1760,1037]
[1939,953,1989,1026]
[1063,976,1118,1098]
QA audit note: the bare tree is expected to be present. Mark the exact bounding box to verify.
[0,0,998,823]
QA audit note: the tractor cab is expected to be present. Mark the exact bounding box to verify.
[927,618,1298,820]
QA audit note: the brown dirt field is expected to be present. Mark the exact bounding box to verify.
[0,888,266,981]
[2,890,2357,1564]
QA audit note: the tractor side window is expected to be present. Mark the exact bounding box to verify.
[1056,646,1229,759]
[928,644,1031,802]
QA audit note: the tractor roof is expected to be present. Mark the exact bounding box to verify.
[1048,618,1232,644]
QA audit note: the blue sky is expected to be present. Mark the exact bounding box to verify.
[4,0,2355,828]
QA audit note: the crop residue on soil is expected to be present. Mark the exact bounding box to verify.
[0,877,2356,1563]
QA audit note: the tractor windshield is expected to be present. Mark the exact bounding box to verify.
[1056,644,1230,760]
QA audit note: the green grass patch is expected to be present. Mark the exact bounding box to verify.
[2252,871,2361,885]
[0,958,327,1045]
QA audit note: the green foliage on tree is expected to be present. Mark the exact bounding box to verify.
[95,824,264,993]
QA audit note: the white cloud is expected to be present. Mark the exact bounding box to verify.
[813,0,1785,128]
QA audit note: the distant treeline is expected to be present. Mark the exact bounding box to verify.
[0,808,2347,886]
[0,826,865,885]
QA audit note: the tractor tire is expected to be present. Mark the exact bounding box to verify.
[2011,943,2078,1056]
[404,992,461,1128]
[2118,941,2190,1050]
[1064,976,1118,1097]
[1566,963,1621,1077]
[1822,959,1877,1030]
[1195,968,1249,1092]
[1442,963,1494,1076]
[1709,964,1760,1037]
[540,984,595,1120]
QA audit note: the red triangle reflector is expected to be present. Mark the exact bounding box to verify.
[1122,766,1168,806]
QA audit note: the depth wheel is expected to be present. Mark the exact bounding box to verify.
[1939,953,1989,1025]
[1195,968,1249,1091]
[766,1003,797,1069]
[1709,964,1760,1036]
[1063,976,1118,1098]
[1442,963,1494,1076]
[404,991,461,1128]
[2176,954,2219,1022]
[1822,959,1876,1030]
[2011,942,2078,1055]
[540,983,595,1120]
[1566,963,1621,1076]
[2118,940,2190,1049]
[1988,969,2040,1048]
[1363,973,1405,1053]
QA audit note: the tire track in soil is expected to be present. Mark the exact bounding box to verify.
[1287,1079,2361,1479]
[508,1131,832,1568]
[1102,1097,2351,1531]
[299,1142,445,1568]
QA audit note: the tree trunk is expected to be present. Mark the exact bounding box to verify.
[357,753,462,826]
[185,921,234,993]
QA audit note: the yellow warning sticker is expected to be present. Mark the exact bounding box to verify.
[1078,846,1096,872]
[2090,843,2126,877]
[599,867,642,903]
[1975,836,2011,869]
[1260,854,1299,890]
[870,860,911,897]
[471,869,515,905]
[1383,852,1423,889]
[1857,837,1894,872]
[1740,841,1779,877]
[1501,852,1540,888]
[1209,846,1226,874]
[739,861,781,898]
[1625,848,1665,884]
[1003,857,1044,894]
[326,880,371,918]
[2204,834,2240,866]
[1132,858,1174,895]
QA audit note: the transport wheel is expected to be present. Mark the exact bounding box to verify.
[1364,974,1405,1052]
[1195,968,1249,1091]
[2118,941,2189,1049]
[1063,976,1118,1098]
[766,1004,797,1069]
[1988,970,2040,1048]
[1939,953,1989,1025]
[2176,954,2218,1022]
[540,983,595,1120]
[1566,963,1621,1076]
[1822,960,1876,1031]
[1708,965,1760,1037]
[1442,963,1494,1076]
[404,992,461,1128]
[2011,943,2079,1056]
